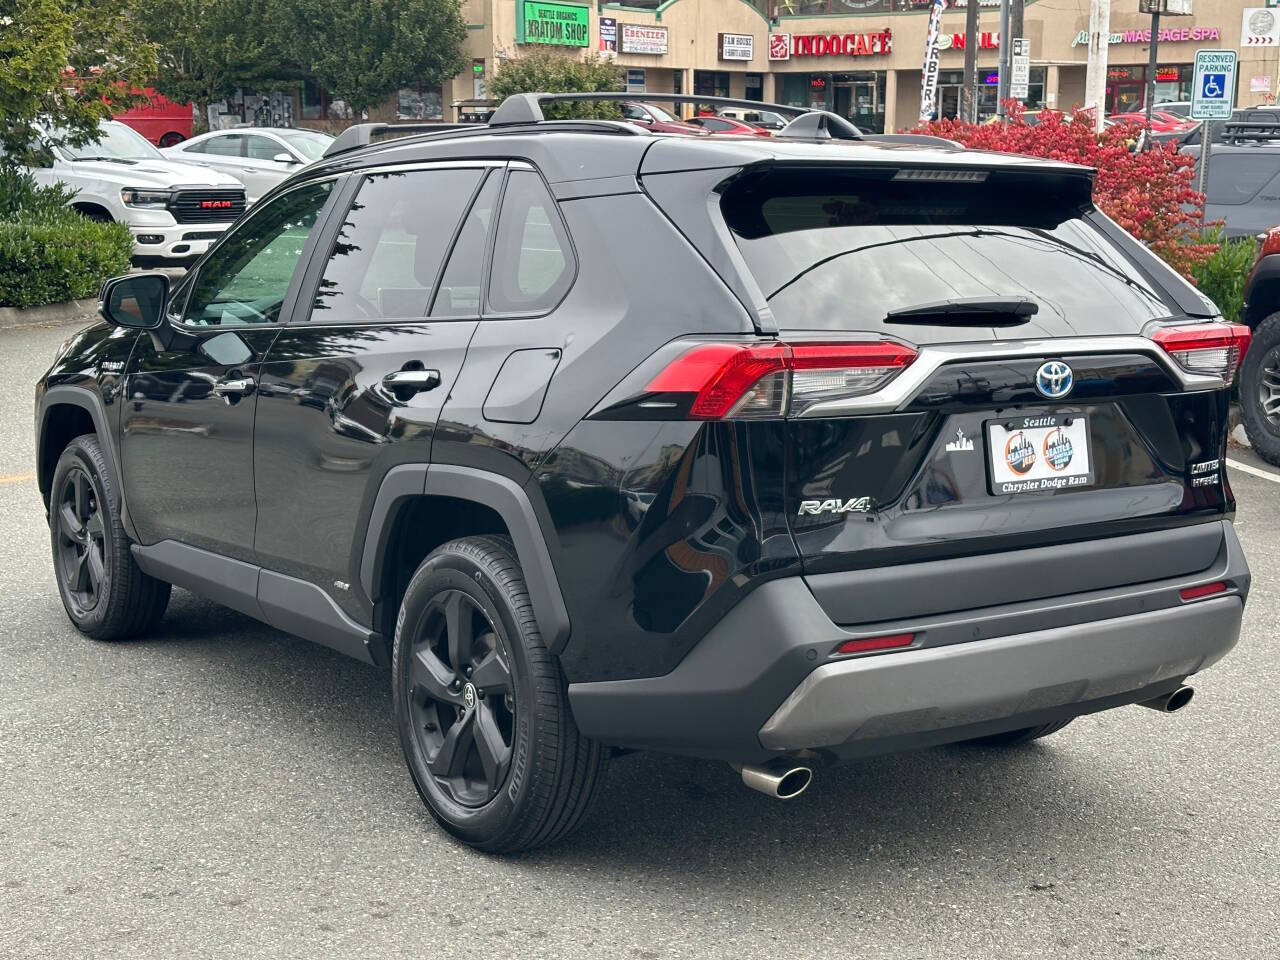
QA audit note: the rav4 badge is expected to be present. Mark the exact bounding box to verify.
[797,497,872,516]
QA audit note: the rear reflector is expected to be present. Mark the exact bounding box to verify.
[1179,581,1228,602]
[835,632,916,655]
[645,341,917,419]
[1151,322,1251,384]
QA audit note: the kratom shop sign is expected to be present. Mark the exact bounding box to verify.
[1071,24,1221,46]
[518,0,590,47]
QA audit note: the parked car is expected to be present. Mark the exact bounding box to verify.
[1155,101,1191,118]
[686,115,771,137]
[717,106,790,131]
[619,100,704,135]
[114,89,194,148]
[29,120,246,264]
[163,127,335,205]
[1237,226,1280,463]
[1176,107,1280,146]
[37,93,1250,853]
[1109,110,1196,133]
[1179,127,1280,237]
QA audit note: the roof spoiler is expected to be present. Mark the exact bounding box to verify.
[322,122,473,158]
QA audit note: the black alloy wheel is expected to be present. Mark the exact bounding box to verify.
[54,465,108,618]
[405,589,515,807]
[1253,347,1280,425]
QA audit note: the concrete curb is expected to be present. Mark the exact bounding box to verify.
[0,298,96,331]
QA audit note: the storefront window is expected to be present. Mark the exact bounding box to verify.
[694,70,731,99]
[397,85,443,121]
[745,74,764,102]
[935,67,1046,121]
[1104,65,1192,112]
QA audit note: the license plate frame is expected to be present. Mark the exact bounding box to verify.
[986,413,1093,495]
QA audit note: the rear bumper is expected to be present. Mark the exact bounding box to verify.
[568,520,1248,763]
[759,595,1241,751]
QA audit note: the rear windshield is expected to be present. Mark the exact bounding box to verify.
[722,167,1172,335]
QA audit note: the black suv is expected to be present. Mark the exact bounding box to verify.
[36,94,1251,852]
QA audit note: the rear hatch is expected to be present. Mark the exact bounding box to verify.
[713,161,1243,600]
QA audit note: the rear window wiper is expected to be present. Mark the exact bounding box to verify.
[886,296,1039,326]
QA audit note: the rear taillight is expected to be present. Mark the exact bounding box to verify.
[834,632,916,656]
[644,341,917,419]
[1256,226,1280,265]
[1151,322,1251,384]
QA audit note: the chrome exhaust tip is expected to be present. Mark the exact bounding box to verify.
[1138,685,1195,713]
[735,761,813,800]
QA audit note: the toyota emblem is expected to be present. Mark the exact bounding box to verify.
[1035,361,1073,400]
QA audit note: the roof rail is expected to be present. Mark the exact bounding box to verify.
[1223,121,1280,144]
[488,92,812,126]
[323,122,473,158]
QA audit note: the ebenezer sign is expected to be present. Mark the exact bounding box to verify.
[621,23,669,55]
[519,0,589,47]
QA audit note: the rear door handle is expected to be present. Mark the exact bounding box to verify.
[213,377,255,398]
[382,369,441,395]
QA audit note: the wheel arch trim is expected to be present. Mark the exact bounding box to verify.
[359,464,572,654]
[38,385,120,500]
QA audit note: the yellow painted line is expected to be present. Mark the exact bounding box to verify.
[0,473,34,485]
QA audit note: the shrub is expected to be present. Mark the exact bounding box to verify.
[0,216,133,308]
[0,167,79,223]
[915,105,1215,280]
[488,50,623,119]
[1191,228,1256,324]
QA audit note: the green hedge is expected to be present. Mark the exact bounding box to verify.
[0,216,133,309]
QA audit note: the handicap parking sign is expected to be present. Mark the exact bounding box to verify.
[1191,49,1237,119]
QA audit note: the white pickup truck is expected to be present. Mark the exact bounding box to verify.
[31,121,246,264]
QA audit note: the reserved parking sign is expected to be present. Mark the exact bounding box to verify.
[1192,48,1238,119]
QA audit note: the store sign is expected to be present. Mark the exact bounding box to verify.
[769,33,792,60]
[625,68,646,93]
[939,32,999,50]
[1253,74,1274,92]
[718,33,754,61]
[1156,67,1182,81]
[1242,8,1280,46]
[1071,25,1220,46]
[790,30,893,58]
[519,1,589,47]
[620,23,668,55]
[920,0,946,123]
[600,16,617,58]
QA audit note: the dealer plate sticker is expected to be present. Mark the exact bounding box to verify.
[987,415,1092,494]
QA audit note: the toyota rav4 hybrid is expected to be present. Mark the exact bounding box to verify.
[36,95,1251,853]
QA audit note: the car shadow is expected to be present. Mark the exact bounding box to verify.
[129,591,1157,881]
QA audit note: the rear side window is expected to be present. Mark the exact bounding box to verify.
[203,134,243,157]
[722,166,1172,335]
[487,170,574,314]
[311,168,485,320]
[431,170,500,317]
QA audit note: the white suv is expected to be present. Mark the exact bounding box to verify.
[31,121,246,264]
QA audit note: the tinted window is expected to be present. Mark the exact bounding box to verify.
[204,134,243,157]
[182,181,332,326]
[487,170,574,314]
[724,167,1171,337]
[431,171,500,317]
[245,135,284,161]
[311,168,484,321]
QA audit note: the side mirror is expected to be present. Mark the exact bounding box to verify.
[99,273,169,330]
[273,152,299,165]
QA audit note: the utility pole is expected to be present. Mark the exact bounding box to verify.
[1085,0,1112,133]
[1144,8,1161,136]
[996,0,1011,120]
[1010,0,1024,56]
[963,0,979,122]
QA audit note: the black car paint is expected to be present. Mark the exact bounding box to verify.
[36,129,1237,739]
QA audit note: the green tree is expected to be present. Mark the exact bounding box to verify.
[488,50,623,119]
[133,0,303,131]
[0,0,158,164]
[290,0,468,118]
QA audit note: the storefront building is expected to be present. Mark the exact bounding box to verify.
[409,0,1280,133]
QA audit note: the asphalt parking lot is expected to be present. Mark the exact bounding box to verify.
[1,319,1277,959]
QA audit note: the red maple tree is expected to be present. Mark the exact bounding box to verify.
[914,104,1216,279]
